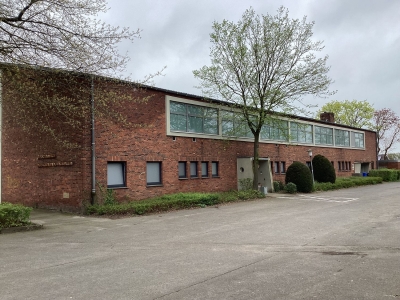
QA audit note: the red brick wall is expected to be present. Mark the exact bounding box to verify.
[378,161,400,169]
[1,68,378,209]
[1,69,91,211]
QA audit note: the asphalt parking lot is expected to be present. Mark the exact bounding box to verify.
[1,182,400,300]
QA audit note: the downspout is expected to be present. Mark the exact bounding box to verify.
[0,69,2,204]
[90,76,96,204]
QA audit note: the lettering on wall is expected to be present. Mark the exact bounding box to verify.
[38,154,57,159]
[37,153,73,167]
[38,162,73,168]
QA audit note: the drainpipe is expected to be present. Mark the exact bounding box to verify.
[90,76,96,204]
[0,69,2,204]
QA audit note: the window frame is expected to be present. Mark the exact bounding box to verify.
[335,129,350,147]
[211,161,219,177]
[190,161,198,178]
[146,162,162,186]
[178,161,187,179]
[107,161,127,188]
[201,162,209,178]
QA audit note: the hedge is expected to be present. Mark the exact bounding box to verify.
[368,169,400,182]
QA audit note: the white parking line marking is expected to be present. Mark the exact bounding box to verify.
[297,195,359,203]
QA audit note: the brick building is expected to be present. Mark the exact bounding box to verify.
[0,66,377,211]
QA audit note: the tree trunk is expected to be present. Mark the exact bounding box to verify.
[252,132,260,190]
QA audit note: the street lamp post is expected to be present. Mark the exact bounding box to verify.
[308,149,315,185]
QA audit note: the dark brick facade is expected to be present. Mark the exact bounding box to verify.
[0,67,378,210]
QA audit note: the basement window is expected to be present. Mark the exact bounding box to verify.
[107,162,127,188]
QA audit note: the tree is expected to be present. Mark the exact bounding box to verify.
[373,108,400,160]
[193,7,333,189]
[0,0,162,149]
[0,0,138,75]
[316,100,374,128]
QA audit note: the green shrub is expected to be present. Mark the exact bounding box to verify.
[279,181,285,191]
[273,181,281,192]
[285,161,313,193]
[368,169,399,182]
[0,202,32,228]
[312,154,336,183]
[239,178,253,190]
[284,182,297,194]
[85,191,264,216]
[314,176,383,191]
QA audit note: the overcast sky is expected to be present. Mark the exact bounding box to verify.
[103,0,400,120]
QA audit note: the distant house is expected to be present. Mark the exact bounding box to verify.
[0,65,378,210]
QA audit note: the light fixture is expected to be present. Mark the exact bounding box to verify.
[308,149,315,185]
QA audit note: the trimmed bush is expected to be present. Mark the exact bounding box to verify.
[85,191,265,216]
[314,176,383,191]
[284,182,297,194]
[273,181,281,192]
[285,161,313,193]
[0,202,32,228]
[368,169,399,182]
[312,154,336,183]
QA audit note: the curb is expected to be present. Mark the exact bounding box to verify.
[0,223,44,234]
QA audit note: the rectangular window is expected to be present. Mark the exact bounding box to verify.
[201,162,208,177]
[190,162,198,178]
[212,161,219,177]
[107,162,126,188]
[338,161,341,171]
[170,101,218,134]
[261,119,288,141]
[354,132,364,148]
[273,161,279,174]
[178,162,187,178]
[315,126,333,145]
[147,162,162,185]
[221,111,253,138]
[335,129,350,146]
[280,162,286,174]
[290,122,313,143]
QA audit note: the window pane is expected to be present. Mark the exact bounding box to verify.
[188,105,203,116]
[190,162,198,177]
[261,125,272,140]
[147,162,161,185]
[203,118,218,134]
[202,162,208,177]
[188,116,203,133]
[205,107,218,118]
[274,162,279,173]
[178,162,186,178]
[222,120,234,136]
[280,162,286,173]
[170,101,186,114]
[170,114,187,131]
[212,162,218,176]
[107,162,125,187]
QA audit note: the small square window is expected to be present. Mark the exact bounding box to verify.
[147,162,162,185]
[201,162,208,177]
[212,161,219,177]
[107,162,126,188]
[190,162,198,178]
[178,162,187,178]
